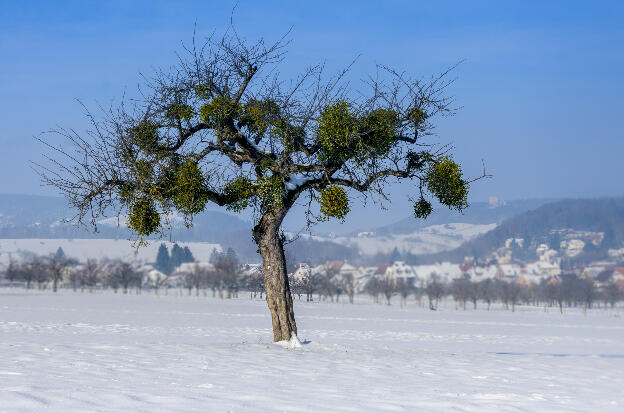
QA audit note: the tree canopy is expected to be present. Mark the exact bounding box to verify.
[39,29,482,239]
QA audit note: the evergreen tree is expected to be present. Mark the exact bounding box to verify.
[225,247,238,262]
[170,243,184,270]
[182,246,195,263]
[55,247,66,262]
[390,247,402,263]
[155,243,171,275]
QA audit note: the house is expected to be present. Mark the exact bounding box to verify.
[384,261,419,282]
[612,268,624,282]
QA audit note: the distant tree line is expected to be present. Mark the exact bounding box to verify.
[0,246,269,301]
[1,250,622,313]
[361,274,622,312]
[2,252,145,294]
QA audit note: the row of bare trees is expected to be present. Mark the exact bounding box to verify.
[362,274,622,312]
[1,251,253,299]
[3,255,143,294]
[182,254,241,298]
[3,255,622,312]
[287,264,359,304]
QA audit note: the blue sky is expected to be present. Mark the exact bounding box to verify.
[1,1,623,226]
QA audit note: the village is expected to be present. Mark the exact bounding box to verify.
[3,229,623,311]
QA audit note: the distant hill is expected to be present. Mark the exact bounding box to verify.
[0,194,250,235]
[0,194,70,228]
[304,198,555,258]
[417,198,624,264]
[0,194,358,262]
[0,193,257,256]
[6,194,620,266]
[370,198,554,236]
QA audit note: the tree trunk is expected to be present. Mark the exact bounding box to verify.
[253,210,297,342]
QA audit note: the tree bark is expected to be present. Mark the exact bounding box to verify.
[253,209,297,342]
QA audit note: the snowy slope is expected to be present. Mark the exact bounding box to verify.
[324,222,497,255]
[1,289,622,412]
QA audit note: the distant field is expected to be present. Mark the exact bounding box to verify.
[1,289,623,412]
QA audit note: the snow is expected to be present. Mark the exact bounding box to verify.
[275,334,303,349]
[1,289,623,412]
[285,173,319,191]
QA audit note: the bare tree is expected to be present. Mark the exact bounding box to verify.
[341,273,357,304]
[478,279,495,310]
[578,278,597,313]
[213,253,240,299]
[20,258,45,290]
[425,276,445,309]
[5,255,18,287]
[183,263,207,296]
[603,282,621,309]
[78,259,99,293]
[46,254,69,293]
[365,277,382,304]
[468,281,478,309]
[67,266,80,292]
[107,262,141,294]
[290,265,316,302]
[38,23,485,341]
[288,272,302,300]
[497,280,524,312]
[396,277,413,307]
[379,276,396,305]
[451,278,470,310]
[317,263,339,302]
[33,258,50,289]
[242,268,265,299]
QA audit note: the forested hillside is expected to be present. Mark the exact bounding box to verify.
[416,198,624,264]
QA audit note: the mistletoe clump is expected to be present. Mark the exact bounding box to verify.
[357,108,399,158]
[128,120,160,154]
[413,197,433,219]
[257,175,285,210]
[426,156,469,212]
[241,99,281,138]
[224,177,254,212]
[199,97,243,126]
[127,197,160,236]
[320,185,350,220]
[223,175,286,213]
[171,161,209,216]
[317,100,358,163]
[165,103,195,123]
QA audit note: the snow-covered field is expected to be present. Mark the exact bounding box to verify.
[1,289,623,412]
[0,239,221,265]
